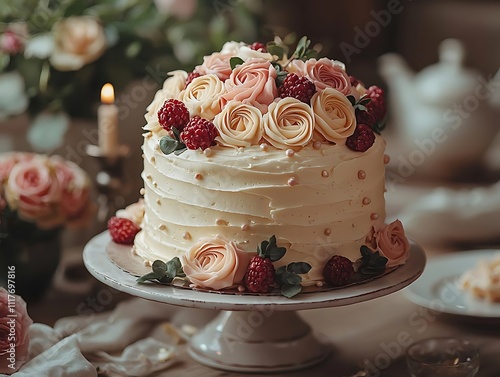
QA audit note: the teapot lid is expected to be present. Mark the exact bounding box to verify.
[415,39,479,104]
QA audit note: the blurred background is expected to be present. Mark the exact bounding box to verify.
[1,0,500,317]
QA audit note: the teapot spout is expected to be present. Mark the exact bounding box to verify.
[378,53,415,87]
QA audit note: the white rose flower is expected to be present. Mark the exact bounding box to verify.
[50,16,106,71]
[237,45,273,62]
[179,74,225,120]
[220,41,246,54]
[214,101,264,148]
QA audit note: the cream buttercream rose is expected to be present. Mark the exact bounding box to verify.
[179,74,225,120]
[214,101,264,148]
[311,87,356,143]
[221,58,278,114]
[181,236,251,290]
[374,220,410,267]
[263,97,314,149]
[292,58,351,95]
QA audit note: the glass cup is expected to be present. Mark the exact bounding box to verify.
[406,337,480,377]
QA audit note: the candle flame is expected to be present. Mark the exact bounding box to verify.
[101,83,115,104]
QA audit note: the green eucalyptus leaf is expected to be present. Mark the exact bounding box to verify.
[157,275,174,284]
[165,261,178,279]
[276,71,288,87]
[281,283,302,298]
[282,271,301,285]
[230,57,244,70]
[267,44,284,60]
[173,147,187,155]
[152,260,167,277]
[360,97,372,106]
[286,262,311,274]
[136,272,159,283]
[346,95,356,107]
[171,126,181,140]
[159,136,179,155]
[356,105,368,112]
[269,247,286,262]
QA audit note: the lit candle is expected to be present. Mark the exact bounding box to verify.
[98,83,119,156]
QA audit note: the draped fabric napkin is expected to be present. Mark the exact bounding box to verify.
[12,298,216,377]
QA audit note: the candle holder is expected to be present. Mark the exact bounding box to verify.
[86,144,131,224]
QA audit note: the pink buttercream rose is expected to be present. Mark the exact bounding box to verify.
[374,220,411,268]
[292,58,352,95]
[221,58,278,114]
[0,287,33,374]
[195,52,233,81]
[5,157,63,228]
[50,156,90,219]
[181,236,251,290]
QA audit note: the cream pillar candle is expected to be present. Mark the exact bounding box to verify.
[98,83,119,156]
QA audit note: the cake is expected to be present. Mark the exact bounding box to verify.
[458,253,500,302]
[109,37,411,297]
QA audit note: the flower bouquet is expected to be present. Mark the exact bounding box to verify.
[0,152,91,299]
[0,0,263,122]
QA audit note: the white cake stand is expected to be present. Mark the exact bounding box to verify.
[83,232,426,373]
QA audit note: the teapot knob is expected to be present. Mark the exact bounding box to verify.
[439,38,465,68]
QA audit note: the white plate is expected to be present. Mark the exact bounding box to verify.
[406,249,500,318]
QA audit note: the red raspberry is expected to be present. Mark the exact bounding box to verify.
[108,216,141,245]
[349,75,364,88]
[346,124,376,152]
[180,116,217,150]
[357,85,386,128]
[157,99,190,132]
[249,42,267,52]
[279,73,316,104]
[245,256,275,293]
[185,71,201,88]
[323,255,354,286]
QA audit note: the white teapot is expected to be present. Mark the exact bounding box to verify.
[379,39,498,179]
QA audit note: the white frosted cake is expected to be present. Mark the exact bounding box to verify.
[110,37,410,296]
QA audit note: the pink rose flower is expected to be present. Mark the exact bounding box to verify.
[0,30,24,55]
[195,52,233,81]
[0,153,33,183]
[0,287,33,374]
[374,220,411,268]
[5,157,63,228]
[50,156,90,219]
[221,58,278,114]
[181,236,251,290]
[292,58,352,95]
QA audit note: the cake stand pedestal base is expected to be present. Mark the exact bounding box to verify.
[188,310,328,373]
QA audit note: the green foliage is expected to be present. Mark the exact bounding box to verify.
[275,261,311,298]
[358,246,388,275]
[137,257,185,284]
[0,0,263,118]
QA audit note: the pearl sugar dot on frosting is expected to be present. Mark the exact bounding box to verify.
[287,177,299,186]
[324,228,331,236]
[370,213,379,220]
[204,148,213,157]
[321,170,330,178]
[358,170,366,180]
[362,197,371,205]
[183,232,191,240]
[195,173,203,180]
[216,219,229,226]
[285,149,295,157]
[241,223,249,231]
[384,154,391,164]
[313,141,322,150]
